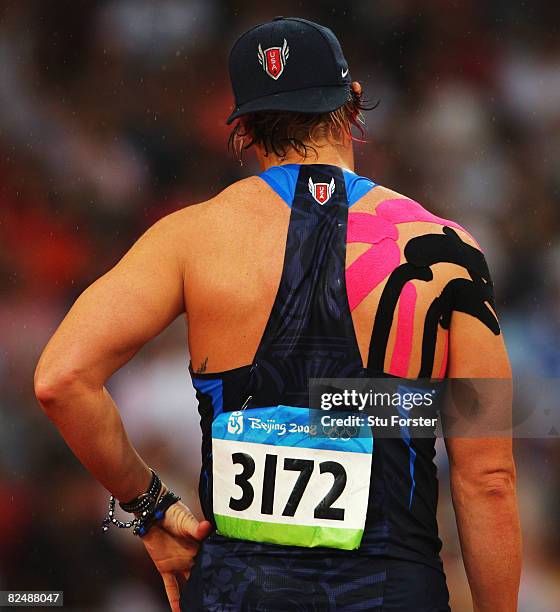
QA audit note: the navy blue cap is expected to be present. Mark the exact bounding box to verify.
[226,17,352,124]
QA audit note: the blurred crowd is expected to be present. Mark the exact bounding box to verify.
[1,1,559,610]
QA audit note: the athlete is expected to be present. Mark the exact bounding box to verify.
[35,17,521,612]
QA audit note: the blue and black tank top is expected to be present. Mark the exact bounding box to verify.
[185,163,499,611]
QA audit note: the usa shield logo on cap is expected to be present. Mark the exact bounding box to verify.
[257,39,289,80]
[309,177,335,205]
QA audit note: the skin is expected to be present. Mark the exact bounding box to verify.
[35,81,521,611]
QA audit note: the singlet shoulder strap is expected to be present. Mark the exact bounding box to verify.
[342,168,377,206]
[259,164,377,207]
[258,164,300,206]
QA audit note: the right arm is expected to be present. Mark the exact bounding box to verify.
[445,309,521,612]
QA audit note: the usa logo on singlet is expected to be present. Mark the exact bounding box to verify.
[308,177,335,205]
[257,39,289,80]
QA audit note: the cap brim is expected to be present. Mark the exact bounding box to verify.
[226,84,351,124]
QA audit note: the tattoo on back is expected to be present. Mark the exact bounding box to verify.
[195,357,208,374]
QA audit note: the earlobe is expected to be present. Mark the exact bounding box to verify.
[351,81,362,95]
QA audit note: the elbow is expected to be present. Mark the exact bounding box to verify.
[453,464,517,500]
[476,469,517,498]
[34,364,75,411]
[34,357,93,413]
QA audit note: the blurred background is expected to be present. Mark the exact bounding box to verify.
[1,1,559,610]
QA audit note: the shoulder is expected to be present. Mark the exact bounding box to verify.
[138,174,290,266]
[143,176,269,240]
[158,176,265,224]
[352,183,482,251]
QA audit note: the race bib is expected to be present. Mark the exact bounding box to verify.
[212,406,373,550]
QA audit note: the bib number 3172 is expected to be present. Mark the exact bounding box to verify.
[212,406,373,550]
[230,452,346,520]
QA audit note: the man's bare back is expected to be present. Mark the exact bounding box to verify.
[158,174,487,380]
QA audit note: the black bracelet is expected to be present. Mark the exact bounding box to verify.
[133,490,181,537]
[119,469,162,514]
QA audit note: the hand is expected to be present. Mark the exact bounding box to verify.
[140,501,213,611]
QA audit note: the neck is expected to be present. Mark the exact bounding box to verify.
[257,139,355,172]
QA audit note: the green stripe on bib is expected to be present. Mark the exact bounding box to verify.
[215,514,364,550]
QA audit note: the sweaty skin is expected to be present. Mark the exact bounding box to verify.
[35,85,521,611]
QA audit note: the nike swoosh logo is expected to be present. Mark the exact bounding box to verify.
[341,68,349,78]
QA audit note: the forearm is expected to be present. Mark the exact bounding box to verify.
[36,380,151,502]
[452,475,521,612]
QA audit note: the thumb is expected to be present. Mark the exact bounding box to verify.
[166,502,212,541]
[193,519,213,541]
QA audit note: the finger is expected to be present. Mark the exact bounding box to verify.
[161,572,180,612]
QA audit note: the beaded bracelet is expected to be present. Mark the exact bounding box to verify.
[133,490,181,537]
[101,469,180,536]
[101,494,138,532]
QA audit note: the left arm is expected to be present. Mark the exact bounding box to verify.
[35,215,184,500]
[35,213,211,611]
